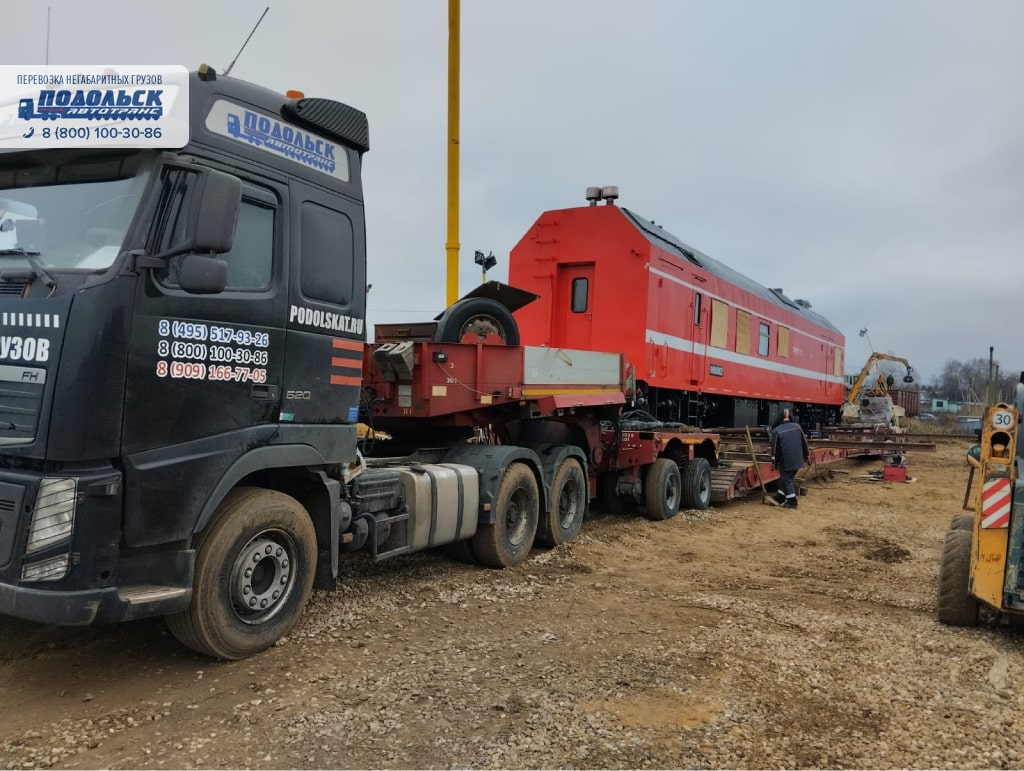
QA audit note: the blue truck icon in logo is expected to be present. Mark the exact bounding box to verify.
[19,89,164,121]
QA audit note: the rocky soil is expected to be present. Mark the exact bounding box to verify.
[3,438,1023,770]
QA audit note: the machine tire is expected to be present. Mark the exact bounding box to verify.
[950,513,974,531]
[643,458,682,521]
[434,297,520,346]
[537,458,587,548]
[165,487,318,660]
[472,463,538,568]
[681,457,712,510]
[936,526,979,627]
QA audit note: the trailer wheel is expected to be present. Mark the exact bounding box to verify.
[950,513,973,531]
[537,458,587,547]
[644,458,681,521]
[681,458,712,510]
[936,526,979,627]
[434,297,520,346]
[472,463,538,567]
[165,487,318,660]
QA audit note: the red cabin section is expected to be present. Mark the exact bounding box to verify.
[509,196,845,429]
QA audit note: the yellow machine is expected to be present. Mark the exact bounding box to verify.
[936,397,1020,626]
[843,353,915,428]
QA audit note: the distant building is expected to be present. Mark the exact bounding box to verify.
[928,398,961,414]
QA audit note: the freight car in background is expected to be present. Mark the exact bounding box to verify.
[509,186,846,430]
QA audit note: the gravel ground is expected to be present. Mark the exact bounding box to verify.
[2,439,1023,770]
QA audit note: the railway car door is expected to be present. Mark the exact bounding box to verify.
[689,291,707,387]
[552,263,594,349]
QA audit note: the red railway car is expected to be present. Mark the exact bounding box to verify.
[508,188,846,429]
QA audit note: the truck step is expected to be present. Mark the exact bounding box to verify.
[372,510,411,561]
[118,585,190,605]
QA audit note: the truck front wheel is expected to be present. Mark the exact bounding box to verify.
[166,487,318,660]
[472,463,539,567]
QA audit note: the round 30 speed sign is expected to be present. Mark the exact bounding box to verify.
[991,410,1014,430]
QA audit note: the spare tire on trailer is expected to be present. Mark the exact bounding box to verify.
[434,297,520,346]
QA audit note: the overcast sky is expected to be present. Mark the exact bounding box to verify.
[3,0,1022,383]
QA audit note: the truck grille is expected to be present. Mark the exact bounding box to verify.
[0,380,44,444]
[0,481,27,568]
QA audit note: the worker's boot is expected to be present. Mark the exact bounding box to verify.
[784,496,798,509]
[774,490,787,506]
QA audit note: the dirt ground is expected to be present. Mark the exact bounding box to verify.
[3,437,1023,770]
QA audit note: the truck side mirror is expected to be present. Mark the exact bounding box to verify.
[151,166,242,260]
[178,253,228,294]
[193,169,242,254]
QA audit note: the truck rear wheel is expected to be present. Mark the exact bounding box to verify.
[936,526,979,627]
[537,458,587,548]
[644,458,681,521]
[472,463,538,567]
[166,487,318,660]
[681,458,712,510]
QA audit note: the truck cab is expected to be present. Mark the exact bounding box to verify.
[0,67,369,656]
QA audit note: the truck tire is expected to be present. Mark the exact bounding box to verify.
[434,297,520,346]
[950,513,973,531]
[472,463,538,567]
[936,526,979,627]
[644,458,681,521]
[537,458,587,548]
[681,458,712,510]
[165,487,318,660]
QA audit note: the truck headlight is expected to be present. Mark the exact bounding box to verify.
[25,477,77,555]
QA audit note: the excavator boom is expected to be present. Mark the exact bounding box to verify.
[846,353,915,405]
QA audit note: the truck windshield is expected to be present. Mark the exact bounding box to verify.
[0,151,152,271]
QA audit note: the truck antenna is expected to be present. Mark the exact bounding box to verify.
[223,6,270,77]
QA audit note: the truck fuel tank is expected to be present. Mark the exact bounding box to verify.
[396,463,478,550]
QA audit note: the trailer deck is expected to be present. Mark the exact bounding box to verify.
[711,429,937,504]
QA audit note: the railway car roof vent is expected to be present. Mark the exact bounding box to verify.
[585,186,602,206]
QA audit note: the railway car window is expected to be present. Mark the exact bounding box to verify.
[778,326,790,357]
[301,202,354,305]
[693,293,703,326]
[758,322,770,356]
[735,310,751,355]
[833,347,843,376]
[571,277,588,313]
[710,299,728,348]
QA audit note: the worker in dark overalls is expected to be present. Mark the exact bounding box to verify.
[771,409,809,508]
